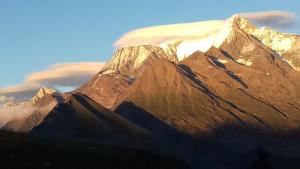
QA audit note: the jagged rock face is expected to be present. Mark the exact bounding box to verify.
[2,87,63,133]
[284,37,300,71]
[77,54,168,110]
[84,46,179,109]
[212,16,300,71]
[101,45,178,75]
[32,87,57,103]
[162,15,300,71]
[160,40,182,58]
[233,16,300,70]
[0,87,58,110]
[215,18,300,106]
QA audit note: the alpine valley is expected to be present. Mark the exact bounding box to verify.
[1,15,300,169]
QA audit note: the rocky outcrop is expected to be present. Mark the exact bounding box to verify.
[31,87,57,104]
[101,45,178,75]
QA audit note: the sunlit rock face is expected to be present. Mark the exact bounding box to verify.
[234,16,300,71]
[101,45,178,75]
[31,87,57,103]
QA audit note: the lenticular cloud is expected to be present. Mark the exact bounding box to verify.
[239,10,297,28]
[114,10,298,50]
[0,62,105,101]
[114,20,225,49]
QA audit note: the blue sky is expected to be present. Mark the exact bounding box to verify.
[0,0,299,90]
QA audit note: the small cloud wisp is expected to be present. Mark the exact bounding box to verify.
[239,10,298,28]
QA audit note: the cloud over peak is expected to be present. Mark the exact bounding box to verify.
[114,10,298,49]
[0,62,105,100]
[239,10,297,28]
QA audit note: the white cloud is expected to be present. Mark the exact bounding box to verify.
[0,95,15,106]
[239,10,298,28]
[0,105,36,127]
[0,100,57,128]
[0,95,15,103]
[0,62,105,100]
[114,10,298,49]
[114,20,225,49]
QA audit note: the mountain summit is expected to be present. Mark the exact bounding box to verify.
[31,87,57,103]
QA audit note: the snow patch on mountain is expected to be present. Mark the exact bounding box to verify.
[217,59,228,64]
[176,15,239,60]
[102,45,178,74]
[237,59,253,66]
[243,27,296,55]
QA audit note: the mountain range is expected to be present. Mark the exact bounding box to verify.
[1,15,300,169]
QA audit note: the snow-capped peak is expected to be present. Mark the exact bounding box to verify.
[111,15,299,71]
[172,15,249,60]
[228,15,256,30]
[32,87,56,103]
[101,45,178,75]
[162,15,298,65]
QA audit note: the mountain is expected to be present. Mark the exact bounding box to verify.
[2,87,63,133]
[2,15,300,169]
[233,16,300,71]
[31,87,57,103]
[77,16,300,136]
[75,44,178,109]
[102,45,178,75]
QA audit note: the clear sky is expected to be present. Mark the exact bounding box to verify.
[0,0,299,89]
